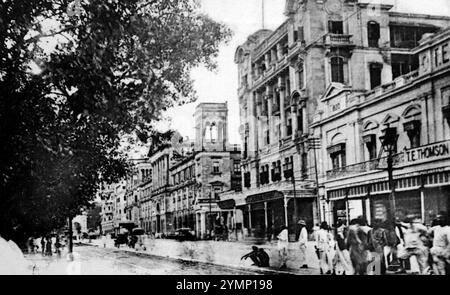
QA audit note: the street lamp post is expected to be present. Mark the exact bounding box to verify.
[380,127,399,223]
[209,188,212,239]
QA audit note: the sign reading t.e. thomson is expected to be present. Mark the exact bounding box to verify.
[404,140,450,165]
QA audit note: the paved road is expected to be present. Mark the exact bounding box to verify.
[25,244,270,275]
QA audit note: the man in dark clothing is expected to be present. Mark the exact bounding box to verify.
[241,246,260,266]
[257,248,270,267]
[241,246,270,267]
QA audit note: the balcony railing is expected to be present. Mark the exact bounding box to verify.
[324,34,353,47]
[326,153,405,180]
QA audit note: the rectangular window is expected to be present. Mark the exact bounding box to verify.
[298,26,304,41]
[213,161,220,174]
[233,162,241,174]
[244,172,251,188]
[265,130,270,145]
[328,21,343,34]
[331,57,344,83]
[368,22,380,47]
[369,63,382,89]
[298,66,304,89]
[287,118,293,136]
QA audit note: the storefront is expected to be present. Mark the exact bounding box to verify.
[328,169,450,226]
[239,191,315,241]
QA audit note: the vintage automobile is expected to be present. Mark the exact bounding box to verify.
[166,228,196,242]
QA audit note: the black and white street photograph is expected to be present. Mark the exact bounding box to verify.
[1,0,450,279]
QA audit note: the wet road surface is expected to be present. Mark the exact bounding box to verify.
[26,244,266,275]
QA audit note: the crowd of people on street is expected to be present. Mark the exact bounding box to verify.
[26,236,64,257]
[307,213,450,275]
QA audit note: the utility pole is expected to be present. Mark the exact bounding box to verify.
[309,136,322,223]
[209,188,212,239]
[262,0,265,29]
[387,148,397,223]
[291,173,298,240]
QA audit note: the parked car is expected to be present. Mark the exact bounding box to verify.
[171,228,196,242]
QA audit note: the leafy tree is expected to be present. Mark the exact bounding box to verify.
[0,0,232,243]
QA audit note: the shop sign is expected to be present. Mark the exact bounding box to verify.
[373,202,387,221]
[404,140,450,164]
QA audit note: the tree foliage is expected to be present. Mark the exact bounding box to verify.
[0,0,232,242]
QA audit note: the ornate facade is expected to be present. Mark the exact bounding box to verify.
[231,0,450,240]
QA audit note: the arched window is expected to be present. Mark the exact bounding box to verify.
[403,105,422,148]
[328,133,346,170]
[210,122,218,143]
[331,57,345,83]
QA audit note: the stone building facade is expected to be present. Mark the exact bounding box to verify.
[312,27,450,226]
[141,103,242,239]
[232,0,450,240]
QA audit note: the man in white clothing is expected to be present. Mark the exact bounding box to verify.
[277,226,289,269]
[298,220,308,269]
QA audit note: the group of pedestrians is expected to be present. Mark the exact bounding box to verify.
[311,214,450,275]
[27,236,63,257]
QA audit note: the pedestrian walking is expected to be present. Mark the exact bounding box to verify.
[333,221,353,275]
[55,237,61,257]
[367,219,388,275]
[45,236,52,256]
[40,237,46,255]
[429,215,450,275]
[316,221,332,274]
[277,226,289,269]
[398,216,430,275]
[297,220,308,269]
[347,218,370,275]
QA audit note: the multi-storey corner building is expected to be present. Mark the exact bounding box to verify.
[233,0,450,240]
[312,27,450,226]
[146,103,241,239]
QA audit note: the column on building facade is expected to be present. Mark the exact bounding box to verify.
[278,76,286,139]
[271,48,277,64]
[249,92,258,155]
[365,198,371,225]
[272,86,278,141]
[264,202,268,229]
[266,86,273,145]
[291,104,298,140]
[276,43,283,61]
[420,188,426,223]
[302,102,308,134]
[256,92,263,149]
[248,204,252,235]
[283,196,288,227]
[264,53,270,70]
[200,212,206,239]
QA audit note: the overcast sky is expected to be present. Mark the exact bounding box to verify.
[157,0,450,147]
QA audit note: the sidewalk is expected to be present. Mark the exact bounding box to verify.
[90,237,321,275]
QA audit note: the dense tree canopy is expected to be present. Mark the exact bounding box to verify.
[0,0,232,243]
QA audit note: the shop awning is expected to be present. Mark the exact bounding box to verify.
[245,191,284,204]
[217,199,236,210]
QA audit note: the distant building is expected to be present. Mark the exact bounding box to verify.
[146,103,241,239]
